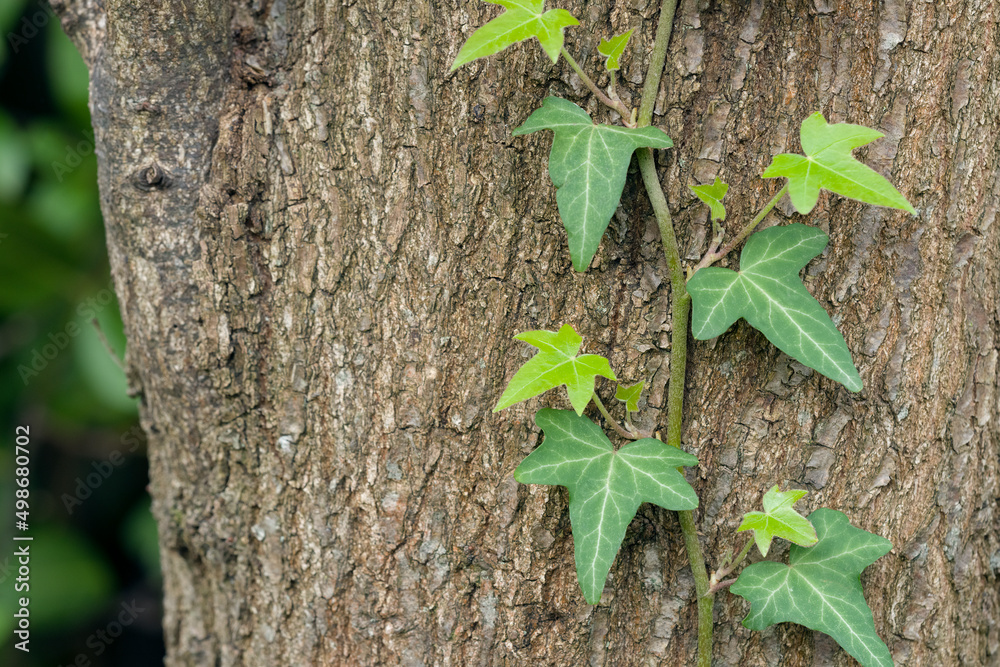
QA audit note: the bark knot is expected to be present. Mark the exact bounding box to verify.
[132,163,172,191]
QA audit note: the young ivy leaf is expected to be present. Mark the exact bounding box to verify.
[513,97,673,271]
[763,112,915,215]
[494,324,615,415]
[450,0,579,71]
[515,409,699,603]
[731,509,894,667]
[688,224,863,392]
[597,29,633,71]
[614,381,644,413]
[737,486,818,557]
[690,176,729,222]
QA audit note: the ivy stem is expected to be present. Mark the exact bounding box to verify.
[591,391,641,440]
[636,0,679,127]
[637,151,688,451]
[560,47,635,126]
[693,184,789,272]
[635,0,713,664]
[679,509,714,667]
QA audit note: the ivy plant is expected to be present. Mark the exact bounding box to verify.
[732,509,894,667]
[493,324,616,415]
[688,224,863,391]
[516,408,698,603]
[513,98,673,270]
[451,1,914,664]
[450,0,578,70]
[736,486,818,557]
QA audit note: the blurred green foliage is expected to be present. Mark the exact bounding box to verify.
[0,2,163,664]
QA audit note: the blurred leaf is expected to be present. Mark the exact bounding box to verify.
[74,304,137,416]
[0,0,29,69]
[0,0,26,34]
[45,20,90,123]
[24,121,77,169]
[0,111,31,201]
[122,497,161,582]
[27,177,100,242]
[0,223,82,308]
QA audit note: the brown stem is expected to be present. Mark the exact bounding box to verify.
[708,536,755,594]
[705,577,737,596]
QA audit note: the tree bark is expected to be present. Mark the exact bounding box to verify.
[55,0,999,664]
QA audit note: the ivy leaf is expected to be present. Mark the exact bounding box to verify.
[598,29,633,71]
[494,324,615,415]
[688,224,863,392]
[690,176,729,222]
[763,112,915,215]
[515,409,699,603]
[513,97,674,271]
[737,486,818,557]
[731,509,894,667]
[614,381,644,413]
[450,0,579,71]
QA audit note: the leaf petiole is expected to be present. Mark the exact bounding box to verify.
[707,537,754,595]
[592,391,643,440]
[560,47,635,126]
[693,184,788,273]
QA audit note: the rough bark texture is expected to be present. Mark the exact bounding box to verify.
[56,0,999,664]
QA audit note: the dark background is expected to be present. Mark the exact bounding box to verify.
[0,1,165,665]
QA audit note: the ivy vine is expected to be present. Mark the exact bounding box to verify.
[451,1,914,664]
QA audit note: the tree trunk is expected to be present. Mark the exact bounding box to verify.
[56,0,999,664]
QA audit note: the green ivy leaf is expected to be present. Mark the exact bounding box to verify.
[737,486,818,557]
[763,112,915,215]
[688,224,863,392]
[494,324,615,415]
[597,29,633,71]
[513,97,673,271]
[731,509,894,667]
[614,381,643,413]
[690,176,729,222]
[516,409,699,603]
[450,0,579,71]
